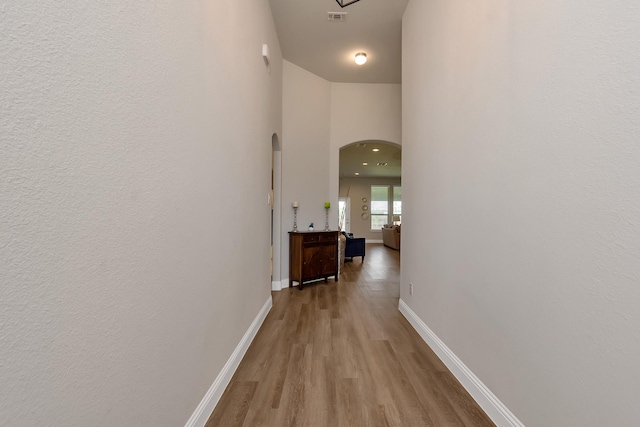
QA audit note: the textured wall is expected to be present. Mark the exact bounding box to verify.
[0,1,282,425]
[402,0,640,425]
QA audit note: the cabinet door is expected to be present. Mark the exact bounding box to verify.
[302,245,322,278]
[320,243,336,275]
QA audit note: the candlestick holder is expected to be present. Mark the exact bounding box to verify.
[293,206,298,232]
[324,208,330,231]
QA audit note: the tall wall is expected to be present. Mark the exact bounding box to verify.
[0,1,282,425]
[330,83,402,147]
[402,0,640,425]
[280,61,332,285]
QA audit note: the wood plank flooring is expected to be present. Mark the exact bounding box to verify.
[206,244,495,427]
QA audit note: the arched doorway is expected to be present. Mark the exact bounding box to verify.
[338,140,402,243]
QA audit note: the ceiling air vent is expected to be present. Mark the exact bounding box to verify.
[327,12,348,22]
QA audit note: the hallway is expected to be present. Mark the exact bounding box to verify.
[207,244,494,426]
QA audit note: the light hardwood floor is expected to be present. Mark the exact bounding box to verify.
[207,244,495,426]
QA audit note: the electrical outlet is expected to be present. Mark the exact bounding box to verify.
[410,282,414,296]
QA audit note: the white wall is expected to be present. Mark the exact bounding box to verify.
[340,177,401,241]
[402,0,640,426]
[0,1,282,425]
[281,61,332,285]
[330,83,402,147]
[329,84,402,211]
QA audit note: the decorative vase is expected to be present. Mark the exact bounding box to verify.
[324,202,331,231]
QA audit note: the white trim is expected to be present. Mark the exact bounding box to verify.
[367,239,383,244]
[185,296,273,427]
[398,299,525,427]
[272,278,291,291]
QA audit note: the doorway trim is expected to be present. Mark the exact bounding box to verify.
[271,133,283,291]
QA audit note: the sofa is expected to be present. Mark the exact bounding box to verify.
[381,224,400,250]
[344,233,365,262]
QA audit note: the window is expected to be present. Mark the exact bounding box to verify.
[393,186,402,221]
[371,185,401,230]
[371,185,389,230]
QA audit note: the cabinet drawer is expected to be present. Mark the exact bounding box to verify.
[303,234,319,243]
[319,233,337,242]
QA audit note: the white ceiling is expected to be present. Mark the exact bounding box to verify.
[269,0,409,84]
[340,141,401,178]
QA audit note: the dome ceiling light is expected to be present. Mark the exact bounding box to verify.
[355,52,367,65]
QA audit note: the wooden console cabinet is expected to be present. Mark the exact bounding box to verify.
[289,231,339,290]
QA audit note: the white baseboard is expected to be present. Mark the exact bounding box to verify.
[185,296,273,427]
[367,239,383,244]
[398,299,524,427]
[272,278,292,291]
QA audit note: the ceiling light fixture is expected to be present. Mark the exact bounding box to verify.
[336,0,361,8]
[355,52,367,65]
[372,148,380,152]
[355,172,360,176]
[362,162,368,166]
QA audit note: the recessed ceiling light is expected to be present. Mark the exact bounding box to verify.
[355,52,367,65]
[354,172,360,176]
[362,162,368,166]
[372,148,380,152]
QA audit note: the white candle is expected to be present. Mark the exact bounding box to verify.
[292,201,298,208]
